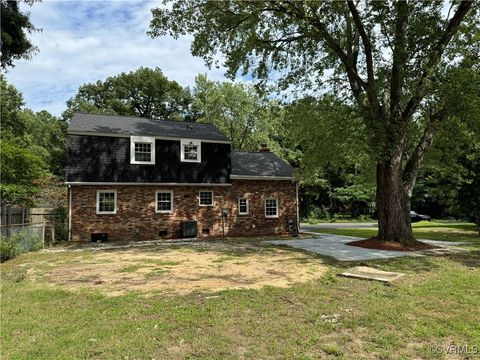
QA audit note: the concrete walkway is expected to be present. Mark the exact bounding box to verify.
[265,234,468,261]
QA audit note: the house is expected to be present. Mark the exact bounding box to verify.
[66,113,298,241]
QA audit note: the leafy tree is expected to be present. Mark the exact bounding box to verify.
[0,78,67,204]
[150,1,477,245]
[1,0,39,68]
[63,67,196,121]
[19,110,68,177]
[0,74,26,137]
[0,140,46,205]
[193,74,285,154]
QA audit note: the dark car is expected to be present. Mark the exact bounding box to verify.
[410,211,432,222]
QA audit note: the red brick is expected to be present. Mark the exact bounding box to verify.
[70,180,297,242]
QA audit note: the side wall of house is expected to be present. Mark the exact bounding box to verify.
[70,180,297,242]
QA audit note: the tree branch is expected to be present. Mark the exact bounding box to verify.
[402,109,448,197]
[402,1,473,121]
[266,1,368,102]
[390,1,409,118]
[347,0,379,114]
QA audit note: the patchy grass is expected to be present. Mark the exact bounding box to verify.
[1,239,479,359]
[311,221,480,245]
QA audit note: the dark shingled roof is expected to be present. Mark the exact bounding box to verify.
[231,151,294,178]
[68,113,230,142]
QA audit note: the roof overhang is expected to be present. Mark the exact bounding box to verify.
[67,130,231,144]
[230,175,295,181]
[65,182,232,186]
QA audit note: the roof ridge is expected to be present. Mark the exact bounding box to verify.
[74,112,217,127]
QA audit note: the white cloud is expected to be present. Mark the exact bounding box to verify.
[4,0,229,116]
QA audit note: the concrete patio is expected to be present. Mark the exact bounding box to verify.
[265,234,468,261]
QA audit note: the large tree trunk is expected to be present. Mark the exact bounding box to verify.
[375,156,416,246]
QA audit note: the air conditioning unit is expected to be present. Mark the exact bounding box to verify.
[181,221,197,238]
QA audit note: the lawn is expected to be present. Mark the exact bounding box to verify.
[1,236,479,359]
[311,221,480,245]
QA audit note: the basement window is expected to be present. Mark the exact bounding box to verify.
[238,198,249,215]
[96,190,117,214]
[265,197,279,218]
[156,190,174,213]
[180,139,201,163]
[130,136,155,164]
[199,191,213,206]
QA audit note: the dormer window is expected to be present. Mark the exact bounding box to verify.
[130,136,155,165]
[181,139,201,163]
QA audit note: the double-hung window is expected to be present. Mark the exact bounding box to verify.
[130,136,155,164]
[96,190,117,214]
[265,197,279,218]
[199,191,213,206]
[238,198,249,215]
[156,190,174,213]
[181,139,201,163]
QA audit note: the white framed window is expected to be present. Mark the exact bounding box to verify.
[96,190,117,214]
[238,198,249,215]
[155,190,174,213]
[130,136,155,164]
[265,197,279,218]
[181,139,201,163]
[199,191,213,206]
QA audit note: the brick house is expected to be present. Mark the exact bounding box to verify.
[66,113,298,242]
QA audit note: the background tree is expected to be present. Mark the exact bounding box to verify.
[150,1,478,245]
[1,0,40,68]
[0,77,66,205]
[193,74,286,156]
[63,67,196,121]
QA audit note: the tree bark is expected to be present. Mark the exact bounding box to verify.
[375,156,416,245]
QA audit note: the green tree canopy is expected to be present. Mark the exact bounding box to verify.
[63,67,196,121]
[193,74,286,155]
[150,0,478,245]
[1,0,39,68]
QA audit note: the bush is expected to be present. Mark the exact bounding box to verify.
[0,238,17,262]
[0,231,43,262]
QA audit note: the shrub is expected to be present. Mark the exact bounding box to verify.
[0,238,17,262]
[0,230,43,262]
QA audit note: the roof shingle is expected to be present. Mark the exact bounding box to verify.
[231,151,294,178]
[68,113,230,142]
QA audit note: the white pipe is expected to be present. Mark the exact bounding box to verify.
[68,185,72,241]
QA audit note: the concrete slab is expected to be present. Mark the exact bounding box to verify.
[265,234,469,261]
[340,266,405,283]
[266,236,414,261]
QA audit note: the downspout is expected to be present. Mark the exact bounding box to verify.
[68,185,72,241]
[296,181,300,230]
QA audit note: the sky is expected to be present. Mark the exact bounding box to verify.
[4,0,230,116]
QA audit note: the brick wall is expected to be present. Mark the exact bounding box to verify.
[70,180,297,242]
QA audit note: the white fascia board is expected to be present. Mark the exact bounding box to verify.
[65,182,232,186]
[230,175,295,181]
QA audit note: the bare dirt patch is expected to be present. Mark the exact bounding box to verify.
[27,243,327,295]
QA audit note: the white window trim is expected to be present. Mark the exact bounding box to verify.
[96,190,117,215]
[181,138,201,163]
[155,190,174,214]
[130,136,155,165]
[238,198,249,215]
[199,190,214,207]
[265,197,279,218]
